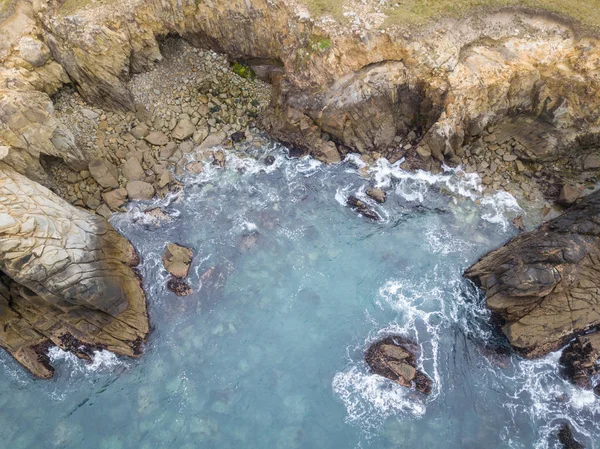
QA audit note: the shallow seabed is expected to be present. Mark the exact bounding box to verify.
[0,142,598,449]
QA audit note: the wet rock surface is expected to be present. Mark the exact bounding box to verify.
[558,423,585,449]
[465,190,600,359]
[559,333,600,389]
[162,243,193,279]
[347,195,380,221]
[365,336,432,395]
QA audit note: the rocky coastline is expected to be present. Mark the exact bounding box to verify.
[0,0,599,408]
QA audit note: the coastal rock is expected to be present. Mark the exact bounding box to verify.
[366,187,386,203]
[559,332,600,389]
[89,159,119,188]
[558,423,585,449]
[347,196,380,221]
[365,336,431,395]
[144,131,169,146]
[0,164,149,378]
[558,184,582,207]
[199,132,227,151]
[122,157,145,181]
[166,278,192,296]
[19,36,51,67]
[171,117,195,141]
[102,188,128,209]
[126,180,155,200]
[162,243,193,278]
[465,191,600,358]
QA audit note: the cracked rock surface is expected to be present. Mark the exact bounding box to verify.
[465,190,600,360]
[0,163,148,377]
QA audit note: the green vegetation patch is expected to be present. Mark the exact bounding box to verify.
[308,34,332,52]
[58,0,116,16]
[231,62,257,80]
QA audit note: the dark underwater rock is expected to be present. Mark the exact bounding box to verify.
[167,278,193,296]
[365,336,431,395]
[558,423,585,449]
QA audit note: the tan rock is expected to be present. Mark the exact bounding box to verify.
[144,131,169,146]
[102,187,128,209]
[122,157,145,181]
[126,181,155,200]
[89,159,119,189]
[162,243,193,278]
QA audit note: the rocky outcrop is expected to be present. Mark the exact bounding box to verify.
[365,336,431,395]
[465,191,600,359]
[558,423,585,449]
[163,243,193,296]
[559,333,600,390]
[0,163,149,377]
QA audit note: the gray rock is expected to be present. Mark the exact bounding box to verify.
[122,157,145,181]
[89,159,119,189]
[126,181,155,200]
[144,131,169,146]
[172,117,196,140]
[130,123,150,139]
[558,184,582,207]
[584,154,600,170]
[157,170,172,188]
[366,187,387,203]
[19,37,51,67]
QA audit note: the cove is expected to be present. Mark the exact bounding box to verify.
[1,142,596,449]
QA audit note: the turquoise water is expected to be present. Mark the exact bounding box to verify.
[0,142,598,449]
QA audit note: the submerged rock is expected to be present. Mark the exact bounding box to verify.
[162,243,193,278]
[558,423,585,449]
[365,336,431,395]
[465,191,600,359]
[347,195,381,221]
[166,278,193,296]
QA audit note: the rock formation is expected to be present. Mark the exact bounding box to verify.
[0,162,148,377]
[365,336,431,395]
[465,191,600,365]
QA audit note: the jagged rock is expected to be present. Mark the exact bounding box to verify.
[156,170,172,188]
[126,180,155,200]
[231,131,245,143]
[559,332,600,389]
[0,164,148,378]
[583,154,600,170]
[171,117,195,140]
[102,187,128,209]
[558,423,585,449]
[264,155,276,166]
[465,191,600,358]
[347,195,380,220]
[144,131,169,146]
[19,36,51,67]
[558,184,582,207]
[212,149,226,168]
[365,336,431,395]
[192,128,209,144]
[366,187,386,203]
[89,159,119,188]
[166,278,192,296]
[122,157,145,181]
[162,243,193,278]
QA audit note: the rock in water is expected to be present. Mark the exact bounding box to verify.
[162,243,193,278]
[365,336,432,395]
[558,423,585,449]
[465,190,600,359]
[366,187,386,203]
[347,195,381,221]
[559,333,600,389]
[0,164,149,378]
[166,278,193,297]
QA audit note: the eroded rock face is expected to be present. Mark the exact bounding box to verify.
[559,333,600,390]
[365,336,431,395]
[465,191,600,358]
[0,163,149,377]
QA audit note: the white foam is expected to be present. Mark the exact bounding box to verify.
[48,347,125,373]
[480,190,523,231]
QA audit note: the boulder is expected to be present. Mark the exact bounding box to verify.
[171,117,196,140]
[89,159,119,189]
[199,131,227,150]
[122,157,145,181]
[102,187,128,209]
[186,161,204,174]
[583,154,600,170]
[167,278,193,296]
[144,131,169,146]
[465,191,600,358]
[347,195,381,220]
[156,170,172,188]
[130,123,150,139]
[19,36,51,67]
[126,181,155,200]
[558,184,582,207]
[365,336,431,395]
[162,243,193,278]
[231,131,246,143]
[366,187,386,203]
[212,150,226,168]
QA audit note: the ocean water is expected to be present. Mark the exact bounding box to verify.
[0,142,598,449]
